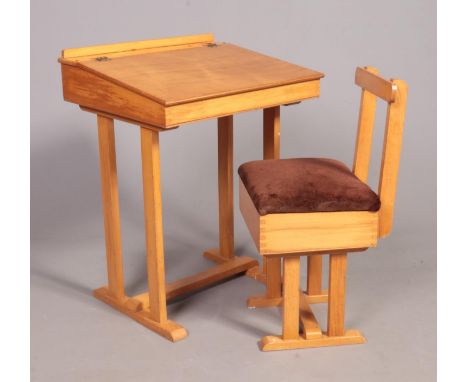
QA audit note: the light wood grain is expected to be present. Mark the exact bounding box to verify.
[165,80,320,127]
[62,33,214,59]
[97,115,125,300]
[355,67,396,102]
[239,189,378,255]
[299,293,322,339]
[327,253,347,337]
[304,290,329,304]
[282,256,300,340]
[218,116,234,259]
[61,52,321,128]
[306,255,323,296]
[378,80,408,237]
[93,287,187,342]
[62,64,166,127]
[266,257,282,298]
[132,256,258,309]
[140,128,167,322]
[261,211,378,255]
[263,106,281,160]
[74,43,323,106]
[239,181,262,251]
[262,105,282,284]
[80,106,178,132]
[260,330,366,351]
[353,66,379,182]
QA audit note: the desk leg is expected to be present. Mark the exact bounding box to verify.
[246,107,282,301]
[96,115,125,300]
[204,116,234,262]
[139,127,187,340]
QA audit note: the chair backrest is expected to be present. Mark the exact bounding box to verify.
[352,66,408,238]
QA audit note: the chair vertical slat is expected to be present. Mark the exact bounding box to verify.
[378,80,408,237]
[353,67,379,183]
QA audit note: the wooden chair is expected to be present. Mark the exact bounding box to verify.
[238,67,408,351]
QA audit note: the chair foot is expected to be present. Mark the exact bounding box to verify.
[260,330,366,351]
[245,266,267,283]
[93,287,188,342]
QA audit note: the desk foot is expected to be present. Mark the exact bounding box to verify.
[260,330,366,351]
[93,287,188,342]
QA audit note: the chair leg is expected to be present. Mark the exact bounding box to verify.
[305,255,328,303]
[260,252,366,351]
[327,252,347,336]
[266,257,282,298]
[246,256,282,308]
[282,256,300,340]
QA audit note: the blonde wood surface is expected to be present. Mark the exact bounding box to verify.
[239,181,262,251]
[131,256,258,309]
[327,253,347,337]
[93,287,187,342]
[266,257,282,298]
[247,290,330,307]
[304,290,329,304]
[355,66,396,102]
[282,256,300,340]
[165,80,320,127]
[62,62,320,128]
[62,33,214,59]
[253,211,378,255]
[299,293,322,339]
[97,115,125,300]
[218,116,234,259]
[62,64,166,127]
[263,106,281,160]
[140,128,167,322]
[262,211,378,255]
[262,106,282,280]
[378,79,408,237]
[353,66,379,183]
[70,43,323,106]
[80,106,178,132]
[239,188,378,255]
[306,255,323,296]
[64,42,212,62]
[260,330,366,351]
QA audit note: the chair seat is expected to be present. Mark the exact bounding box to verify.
[238,158,380,216]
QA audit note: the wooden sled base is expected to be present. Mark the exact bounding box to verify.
[260,329,366,351]
[94,287,188,342]
[94,252,258,342]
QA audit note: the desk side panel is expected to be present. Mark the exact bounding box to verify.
[164,80,320,126]
[61,64,166,127]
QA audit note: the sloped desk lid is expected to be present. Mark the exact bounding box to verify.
[70,43,324,107]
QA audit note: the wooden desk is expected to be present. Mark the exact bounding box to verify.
[59,33,324,342]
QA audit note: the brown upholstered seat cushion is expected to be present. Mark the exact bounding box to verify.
[238,158,380,216]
